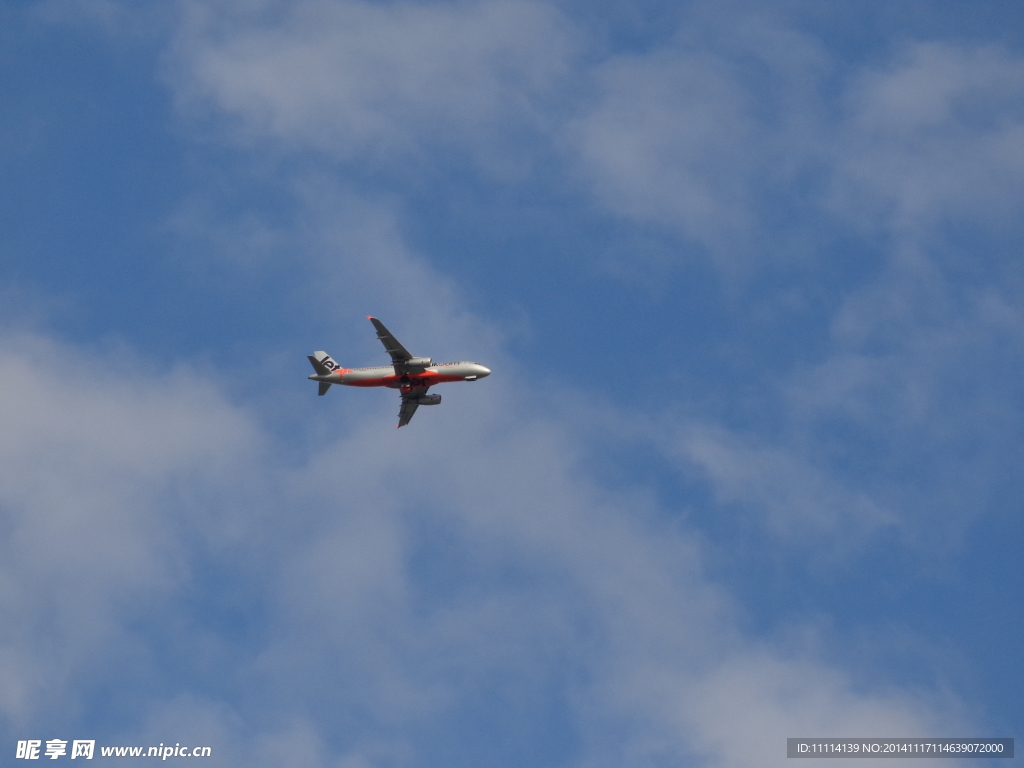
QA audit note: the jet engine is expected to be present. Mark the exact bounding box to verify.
[404,357,432,369]
[414,394,442,405]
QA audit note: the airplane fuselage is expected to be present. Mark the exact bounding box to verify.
[309,361,490,390]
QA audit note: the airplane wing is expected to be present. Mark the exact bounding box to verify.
[369,317,412,364]
[397,386,428,428]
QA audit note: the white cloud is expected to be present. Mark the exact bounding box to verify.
[563,28,1024,551]
[645,241,1024,554]
[677,422,896,544]
[233,404,969,767]
[830,42,1024,234]
[171,0,575,168]
[566,12,831,271]
[0,331,262,726]
[570,22,1024,281]
[680,650,962,768]
[0,318,971,765]
[570,49,760,254]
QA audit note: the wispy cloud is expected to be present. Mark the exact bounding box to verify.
[830,41,1024,236]
[0,331,262,726]
[170,0,576,170]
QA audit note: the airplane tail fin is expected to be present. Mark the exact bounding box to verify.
[309,351,341,396]
[308,351,341,376]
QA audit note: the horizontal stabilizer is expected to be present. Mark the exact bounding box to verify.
[318,381,332,396]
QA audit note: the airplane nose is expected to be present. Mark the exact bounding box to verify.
[477,366,491,378]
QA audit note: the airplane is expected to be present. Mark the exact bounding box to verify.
[307,316,491,427]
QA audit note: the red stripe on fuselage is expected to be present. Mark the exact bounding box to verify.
[341,369,464,389]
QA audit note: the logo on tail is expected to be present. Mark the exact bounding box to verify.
[307,351,340,376]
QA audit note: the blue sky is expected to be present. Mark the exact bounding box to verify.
[0,1,1021,765]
